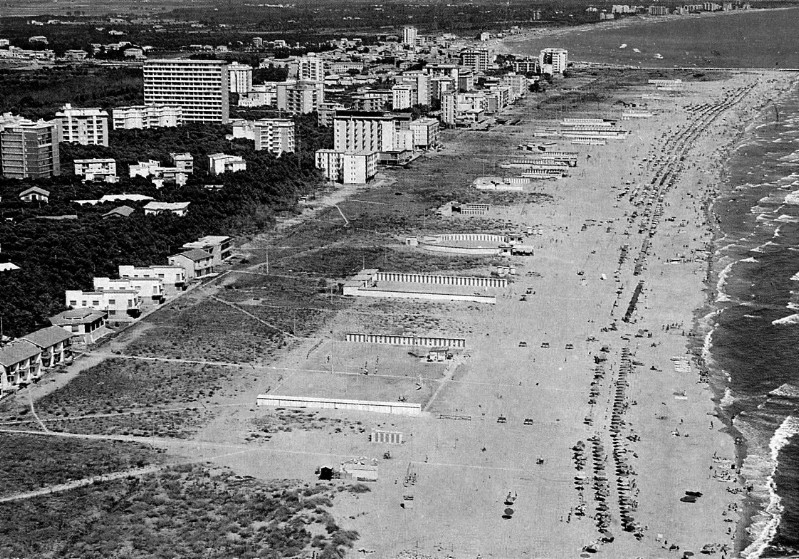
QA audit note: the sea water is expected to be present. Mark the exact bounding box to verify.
[708,83,799,558]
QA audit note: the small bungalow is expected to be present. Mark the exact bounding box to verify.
[49,308,106,345]
[102,205,135,219]
[0,263,20,272]
[19,186,50,203]
[143,201,190,217]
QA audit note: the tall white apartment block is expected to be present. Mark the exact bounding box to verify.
[253,119,295,155]
[228,62,253,94]
[460,49,491,74]
[55,104,109,146]
[112,104,184,129]
[143,59,229,124]
[539,48,568,75]
[315,149,377,184]
[403,26,418,47]
[392,85,414,110]
[276,80,323,114]
[409,118,440,149]
[333,112,397,153]
[298,54,325,82]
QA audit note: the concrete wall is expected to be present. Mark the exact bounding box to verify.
[417,244,500,255]
[375,272,506,289]
[256,394,422,416]
[475,183,524,191]
[345,332,466,349]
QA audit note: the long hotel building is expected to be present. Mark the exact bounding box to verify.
[143,59,230,124]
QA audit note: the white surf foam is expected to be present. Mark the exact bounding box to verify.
[741,257,759,263]
[741,416,799,559]
[769,383,799,399]
[772,314,799,326]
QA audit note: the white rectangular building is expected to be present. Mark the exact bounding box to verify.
[56,104,109,146]
[228,62,253,93]
[112,104,184,130]
[254,119,295,155]
[93,277,164,303]
[315,149,378,184]
[409,118,440,149]
[73,158,117,183]
[65,289,142,321]
[119,265,186,290]
[143,59,230,124]
[208,153,246,175]
[540,48,568,75]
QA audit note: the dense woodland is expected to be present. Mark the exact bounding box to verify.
[0,115,332,338]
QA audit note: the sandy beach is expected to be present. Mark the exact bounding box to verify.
[167,68,795,558]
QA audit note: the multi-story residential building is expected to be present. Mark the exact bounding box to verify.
[208,153,246,175]
[228,61,253,93]
[315,149,378,184]
[111,104,184,129]
[21,325,73,369]
[0,340,42,393]
[0,114,60,179]
[55,104,109,146]
[333,111,407,153]
[129,159,188,187]
[352,91,392,112]
[170,152,193,173]
[648,4,669,14]
[539,48,569,75]
[181,235,232,266]
[276,80,323,114]
[409,118,440,149]
[73,158,117,183]
[143,59,229,124]
[460,48,491,74]
[512,57,539,74]
[65,289,142,321]
[118,265,186,291]
[392,84,414,110]
[93,276,164,304]
[298,54,325,82]
[254,119,295,154]
[317,102,346,127]
[402,26,418,47]
[500,74,528,100]
[167,249,215,280]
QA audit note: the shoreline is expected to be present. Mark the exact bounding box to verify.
[695,75,799,557]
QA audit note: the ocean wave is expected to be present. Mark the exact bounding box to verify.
[741,257,759,263]
[720,386,736,407]
[741,416,799,559]
[772,314,799,326]
[768,383,799,399]
[776,214,799,223]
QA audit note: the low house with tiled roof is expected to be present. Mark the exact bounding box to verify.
[22,325,73,368]
[0,340,42,393]
[167,248,214,280]
[19,186,50,203]
[49,308,106,344]
[102,205,135,219]
[143,201,190,217]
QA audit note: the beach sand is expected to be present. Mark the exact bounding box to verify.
[61,68,795,558]
[214,71,797,558]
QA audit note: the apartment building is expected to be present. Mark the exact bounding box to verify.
[254,119,295,154]
[93,276,164,304]
[539,48,569,75]
[111,104,184,129]
[402,26,418,47]
[276,80,323,114]
[333,111,400,153]
[409,118,440,149]
[21,326,73,369]
[512,57,539,74]
[208,153,246,175]
[228,61,253,93]
[170,152,193,173]
[168,249,215,280]
[315,149,378,184]
[392,84,415,110]
[0,114,60,179]
[55,104,109,146]
[65,289,142,321]
[73,158,117,183]
[143,59,230,124]
[181,235,232,266]
[118,265,186,291]
[129,159,188,187]
[297,54,325,82]
[460,48,491,74]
